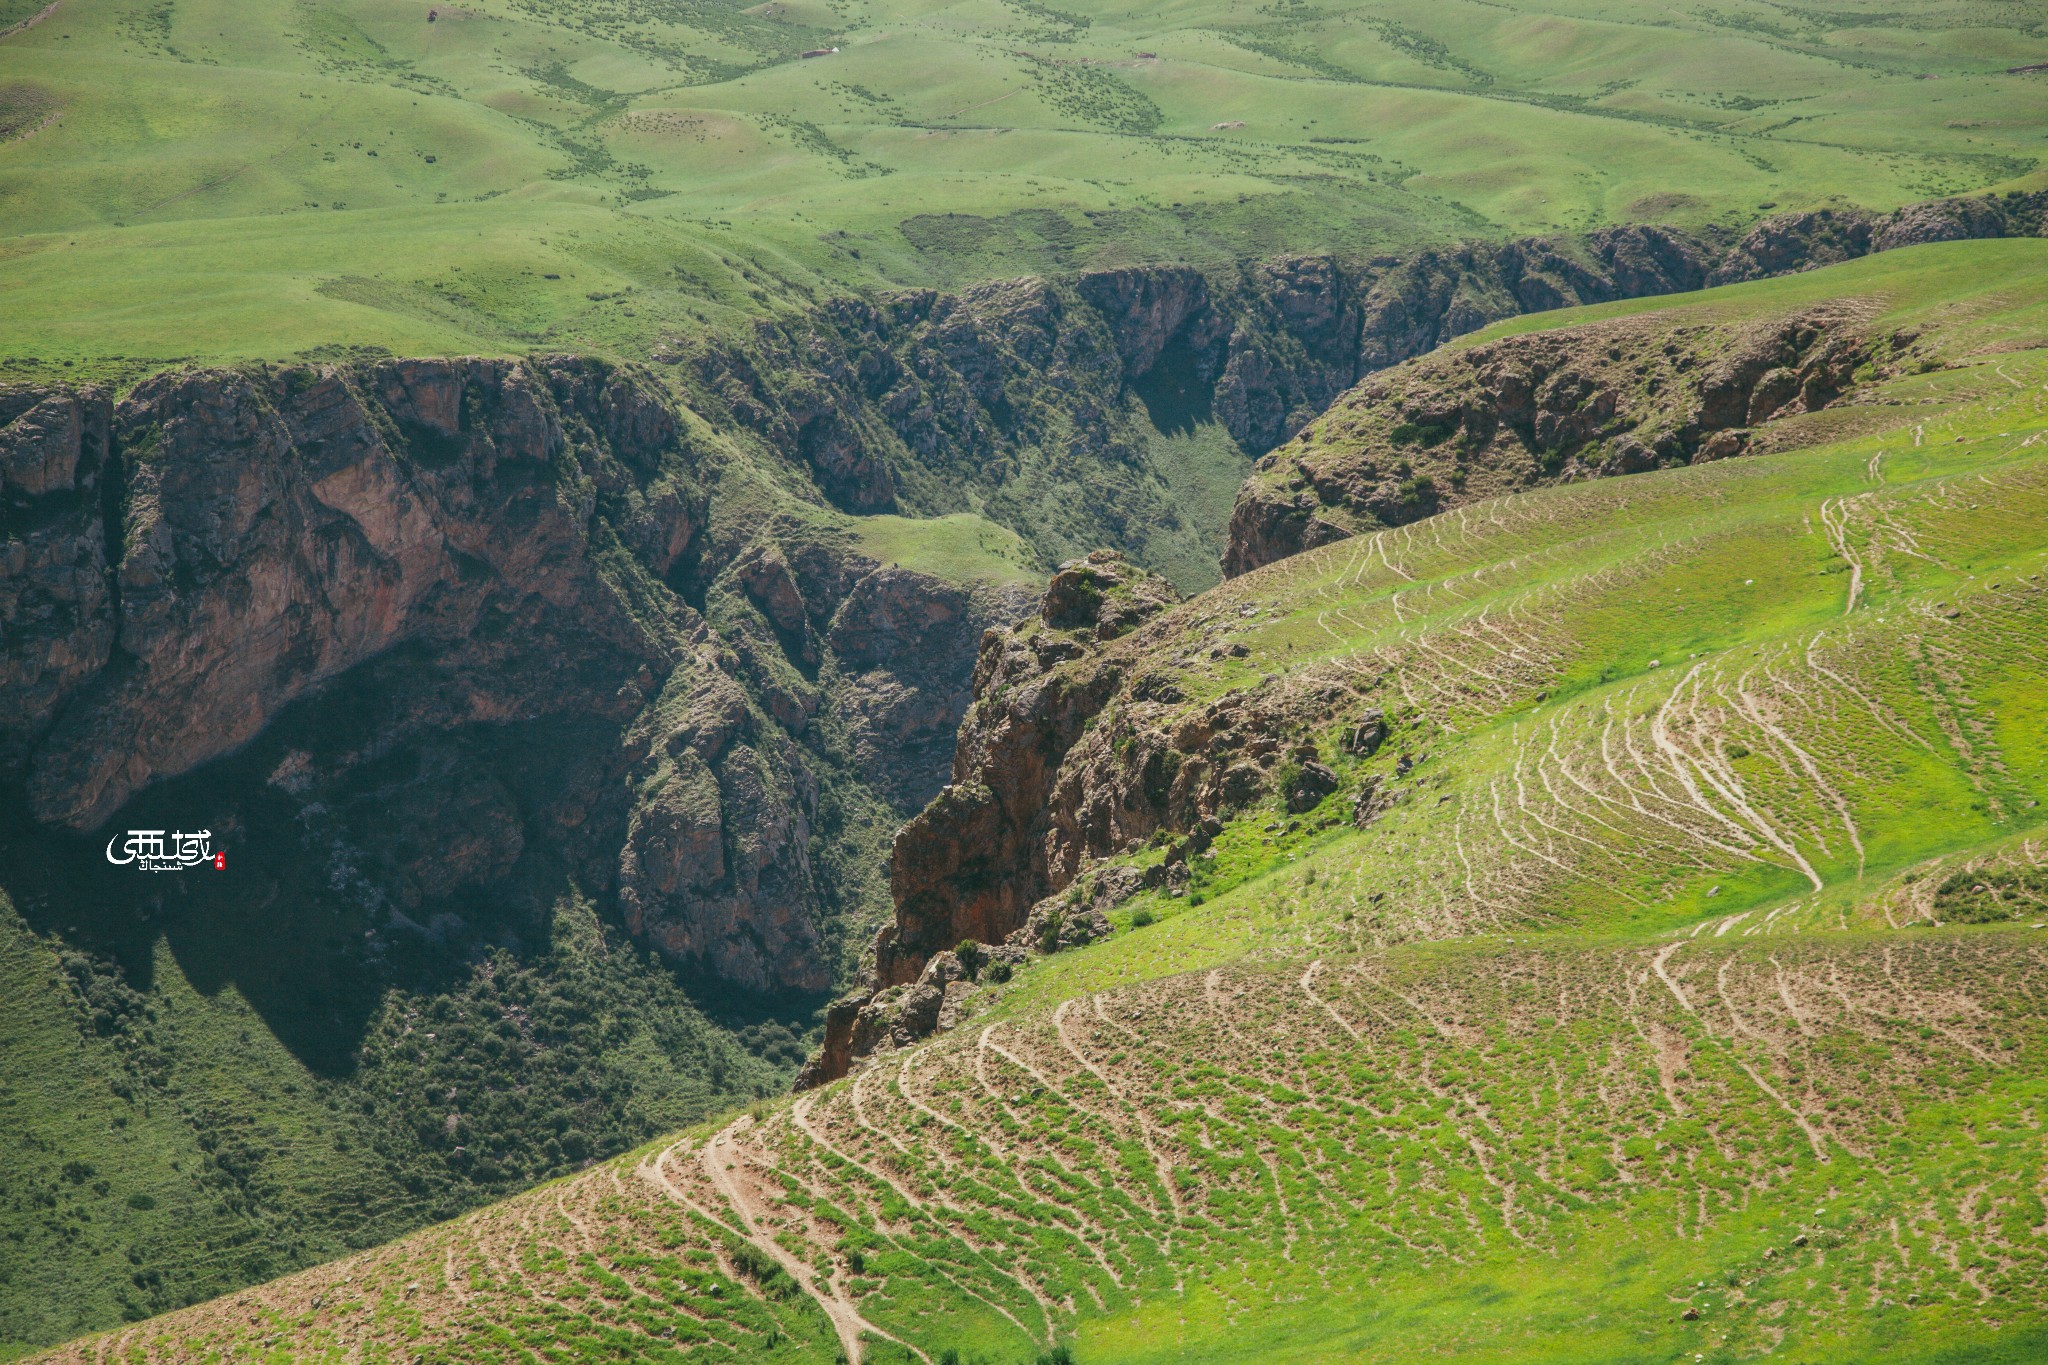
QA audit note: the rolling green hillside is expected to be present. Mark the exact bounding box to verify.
[31,239,2048,1365]
[2,0,2047,370]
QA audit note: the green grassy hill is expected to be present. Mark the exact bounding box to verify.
[2,0,2046,371]
[0,884,810,1353]
[31,237,2048,1365]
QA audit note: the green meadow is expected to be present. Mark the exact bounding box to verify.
[4,0,2048,371]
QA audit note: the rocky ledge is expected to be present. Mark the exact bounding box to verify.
[800,548,1400,1085]
[1224,304,1920,575]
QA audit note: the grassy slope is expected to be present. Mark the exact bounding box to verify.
[29,238,2048,1365]
[0,883,806,1356]
[2,0,2047,373]
[847,513,1046,589]
[1467,235,2048,352]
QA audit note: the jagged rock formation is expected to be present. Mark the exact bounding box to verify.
[1709,190,2048,285]
[878,550,1183,989]
[1224,304,1919,574]
[803,547,1414,1084]
[680,278,1213,582]
[1217,191,2048,577]
[11,359,692,832]
[691,191,2048,600]
[798,551,1187,1084]
[0,359,1025,994]
[825,566,1039,807]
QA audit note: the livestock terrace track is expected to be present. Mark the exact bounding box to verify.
[38,928,2048,1365]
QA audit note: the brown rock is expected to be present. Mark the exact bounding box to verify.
[869,553,1180,994]
[1225,305,1890,576]
[0,358,849,994]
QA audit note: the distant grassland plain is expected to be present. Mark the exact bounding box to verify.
[2,0,2047,373]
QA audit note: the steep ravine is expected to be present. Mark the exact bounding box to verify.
[0,206,1849,992]
[682,188,2048,597]
[802,187,2048,1086]
[5,184,2047,1343]
[0,353,1053,1343]
[0,358,1029,994]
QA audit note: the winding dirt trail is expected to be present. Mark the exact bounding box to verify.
[1651,943,1832,1161]
[1053,999,1186,1224]
[792,1093,1050,1345]
[1299,960,1362,1040]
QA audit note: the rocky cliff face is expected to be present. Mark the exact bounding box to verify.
[0,358,1027,995]
[670,227,1734,594]
[799,546,1405,1086]
[1708,191,2048,285]
[15,360,682,832]
[1211,191,2048,577]
[876,550,1183,989]
[691,192,2048,600]
[800,551,1184,1084]
[1224,304,1915,575]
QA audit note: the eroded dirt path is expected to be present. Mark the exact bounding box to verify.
[700,1117,925,1365]
[0,0,61,41]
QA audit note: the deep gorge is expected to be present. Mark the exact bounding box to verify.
[4,186,2047,1343]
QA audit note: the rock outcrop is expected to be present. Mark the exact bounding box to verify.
[1710,191,2048,285]
[797,551,1183,1084]
[0,386,116,773]
[40,362,667,829]
[826,567,1039,807]
[800,544,1424,1085]
[0,359,1031,995]
[1224,305,1916,576]
[878,550,1182,987]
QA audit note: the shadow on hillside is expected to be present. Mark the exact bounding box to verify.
[3,765,428,1077]
[1131,332,1215,438]
[2,688,823,1079]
